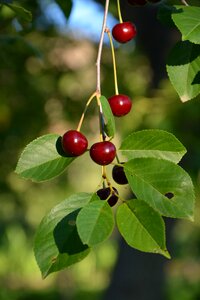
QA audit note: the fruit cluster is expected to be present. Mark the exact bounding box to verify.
[59,0,138,207]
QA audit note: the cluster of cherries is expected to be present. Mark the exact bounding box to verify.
[60,2,138,207]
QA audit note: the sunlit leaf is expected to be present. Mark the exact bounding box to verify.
[172,6,200,44]
[124,158,195,220]
[167,41,200,102]
[117,200,170,258]
[120,129,186,163]
[77,200,115,246]
[15,134,75,182]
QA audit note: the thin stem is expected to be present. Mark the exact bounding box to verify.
[116,153,120,163]
[181,0,189,5]
[76,92,97,132]
[106,28,119,95]
[96,93,106,142]
[96,0,110,94]
[117,0,123,23]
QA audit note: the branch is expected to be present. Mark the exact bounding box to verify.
[181,0,189,6]
[96,0,110,94]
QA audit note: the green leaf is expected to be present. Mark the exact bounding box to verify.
[15,134,75,182]
[55,0,73,19]
[167,41,200,102]
[6,4,32,22]
[157,5,177,28]
[172,6,200,44]
[117,200,170,258]
[100,95,116,138]
[119,129,186,163]
[77,200,115,247]
[34,193,94,278]
[124,158,195,220]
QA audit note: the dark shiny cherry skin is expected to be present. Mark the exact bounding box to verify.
[112,164,128,185]
[112,22,137,43]
[90,141,116,165]
[148,0,161,2]
[62,130,88,156]
[108,94,132,117]
[97,187,119,207]
[128,0,147,6]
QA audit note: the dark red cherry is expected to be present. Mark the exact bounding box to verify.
[112,164,128,185]
[62,130,88,156]
[112,22,137,43]
[128,0,147,6]
[90,141,116,165]
[97,187,119,207]
[108,94,132,117]
[148,0,161,2]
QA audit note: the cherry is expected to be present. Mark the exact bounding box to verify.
[128,0,147,6]
[90,141,116,165]
[112,164,128,185]
[112,22,137,43]
[108,94,132,117]
[97,187,119,207]
[62,130,88,156]
[147,0,161,2]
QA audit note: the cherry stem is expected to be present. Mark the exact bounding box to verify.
[96,93,106,142]
[117,0,123,23]
[181,0,189,5]
[96,0,110,94]
[116,153,120,163]
[77,92,97,132]
[106,28,119,95]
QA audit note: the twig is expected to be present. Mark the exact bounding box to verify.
[96,0,110,94]
[181,0,189,6]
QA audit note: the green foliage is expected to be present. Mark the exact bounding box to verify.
[167,41,200,102]
[55,0,73,19]
[3,0,197,282]
[34,193,92,278]
[5,3,32,22]
[172,6,200,44]
[124,157,195,220]
[119,129,186,163]
[77,200,115,247]
[116,199,170,258]
[15,128,195,277]
[100,95,116,138]
[158,4,200,101]
[15,134,75,182]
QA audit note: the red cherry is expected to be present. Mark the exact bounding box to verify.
[128,0,147,5]
[90,141,116,165]
[108,94,132,117]
[112,22,137,43]
[62,130,88,156]
[97,187,119,207]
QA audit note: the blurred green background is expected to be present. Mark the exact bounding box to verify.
[0,0,200,299]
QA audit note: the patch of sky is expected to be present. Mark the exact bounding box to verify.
[40,0,117,43]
